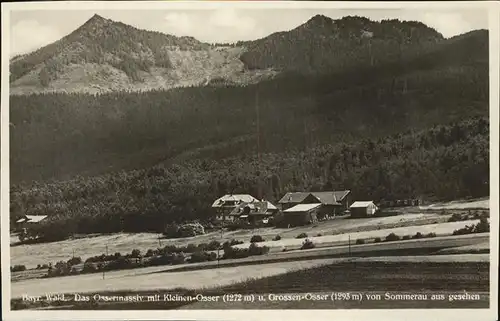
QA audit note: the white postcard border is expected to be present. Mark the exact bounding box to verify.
[1,1,499,321]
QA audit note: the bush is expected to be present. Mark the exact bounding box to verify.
[412,232,424,239]
[374,237,382,243]
[206,240,221,251]
[145,249,155,257]
[402,235,411,240]
[355,239,365,245]
[171,253,186,265]
[425,232,437,238]
[163,223,205,238]
[82,262,98,273]
[301,238,315,250]
[163,223,180,238]
[248,243,270,256]
[162,245,179,254]
[85,253,116,263]
[222,239,243,249]
[448,213,464,222]
[178,223,205,237]
[273,235,282,241]
[316,233,323,237]
[67,256,82,266]
[189,251,212,263]
[385,233,400,242]
[105,257,134,271]
[475,217,490,233]
[185,243,198,253]
[49,261,71,277]
[36,264,41,269]
[296,233,308,239]
[223,247,250,259]
[149,254,175,266]
[197,243,208,251]
[250,235,264,243]
[130,249,141,258]
[11,265,27,272]
[453,218,490,235]
[230,239,244,246]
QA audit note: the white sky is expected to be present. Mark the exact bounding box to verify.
[9,8,488,57]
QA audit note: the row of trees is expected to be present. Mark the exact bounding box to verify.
[10,118,489,240]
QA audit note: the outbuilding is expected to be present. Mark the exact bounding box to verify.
[349,201,378,218]
[282,203,321,227]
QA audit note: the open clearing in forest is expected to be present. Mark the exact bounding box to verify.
[10,197,489,268]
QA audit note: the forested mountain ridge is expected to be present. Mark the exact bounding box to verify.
[239,15,444,72]
[10,14,464,95]
[10,28,488,184]
[10,117,489,238]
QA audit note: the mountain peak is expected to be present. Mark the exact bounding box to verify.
[87,14,107,23]
[80,13,112,30]
[305,14,334,27]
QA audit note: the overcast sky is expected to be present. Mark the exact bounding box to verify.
[9,8,488,57]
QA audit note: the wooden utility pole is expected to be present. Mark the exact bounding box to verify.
[102,244,108,280]
[348,235,351,257]
[217,221,223,268]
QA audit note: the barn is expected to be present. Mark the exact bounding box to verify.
[282,203,321,227]
[278,190,351,218]
[349,201,379,218]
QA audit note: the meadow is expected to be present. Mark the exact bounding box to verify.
[11,200,487,268]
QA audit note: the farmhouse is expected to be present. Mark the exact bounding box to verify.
[278,190,351,218]
[282,203,321,227]
[229,201,278,224]
[211,194,259,222]
[349,201,379,218]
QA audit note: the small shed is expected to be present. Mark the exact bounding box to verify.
[349,201,378,218]
[282,203,321,227]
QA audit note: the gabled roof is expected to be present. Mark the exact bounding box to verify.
[229,201,277,216]
[284,203,322,213]
[278,192,318,204]
[279,190,351,205]
[350,201,377,208]
[211,194,258,208]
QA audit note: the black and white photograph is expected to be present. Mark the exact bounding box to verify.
[1,1,499,320]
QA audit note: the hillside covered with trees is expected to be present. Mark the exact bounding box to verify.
[8,15,489,239]
[10,29,488,184]
[10,117,489,240]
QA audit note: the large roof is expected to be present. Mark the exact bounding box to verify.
[283,203,322,213]
[350,201,377,208]
[229,201,277,216]
[211,194,258,207]
[279,191,350,205]
[278,192,315,204]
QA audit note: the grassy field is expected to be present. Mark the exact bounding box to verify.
[418,198,489,210]
[436,242,490,255]
[11,255,489,310]
[11,258,334,299]
[234,219,483,252]
[10,204,487,268]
